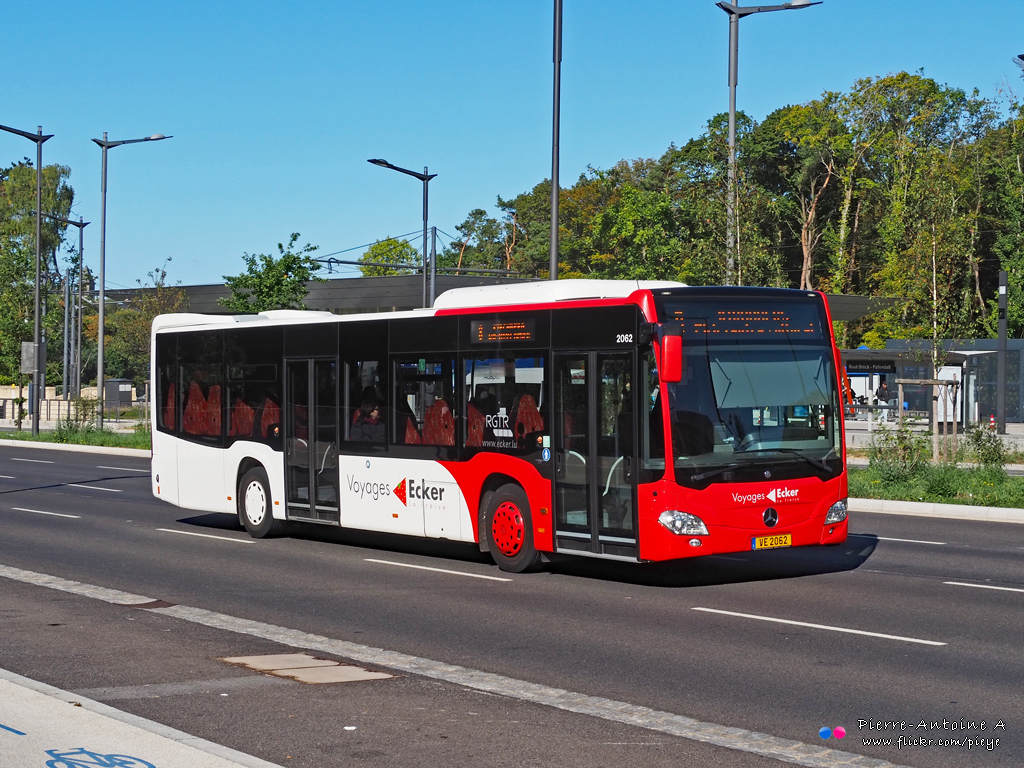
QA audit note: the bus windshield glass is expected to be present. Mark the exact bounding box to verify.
[659,297,842,487]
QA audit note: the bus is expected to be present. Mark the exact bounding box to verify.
[150,279,848,572]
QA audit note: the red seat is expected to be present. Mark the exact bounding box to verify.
[465,403,484,447]
[422,400,455,446]
[512,394,544,448]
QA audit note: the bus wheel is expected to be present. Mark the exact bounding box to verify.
[486,484,541,573]
[239,467,282,538]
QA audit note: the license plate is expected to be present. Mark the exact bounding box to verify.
[752,533,792,550]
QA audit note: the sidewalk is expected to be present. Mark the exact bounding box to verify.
[0,668,280,768]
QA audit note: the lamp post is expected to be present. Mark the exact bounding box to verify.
[0,123,53,435]
[550,0,563,281]
[367,159,437,307]
[42,214,89,397]
[91,132,171,429]
[716,0,820,285]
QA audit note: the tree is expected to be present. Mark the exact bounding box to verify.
[220,234,323,313]
[105,260,187,387]
[358,238,419,276]
[0,160,74,383]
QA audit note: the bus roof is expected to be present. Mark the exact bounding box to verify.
[432,279,685,310]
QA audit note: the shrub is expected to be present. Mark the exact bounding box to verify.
[867,422,929,483]
[963,424,1007,470]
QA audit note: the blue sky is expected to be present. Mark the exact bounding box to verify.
[4,1,1023,290]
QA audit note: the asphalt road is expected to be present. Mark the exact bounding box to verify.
[0,443,1020,768]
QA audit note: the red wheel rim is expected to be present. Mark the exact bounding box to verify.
[491,501,525,557]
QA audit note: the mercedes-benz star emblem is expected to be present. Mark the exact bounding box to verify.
[763,508,779,527]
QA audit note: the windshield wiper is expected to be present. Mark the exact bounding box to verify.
[733,447,833,472]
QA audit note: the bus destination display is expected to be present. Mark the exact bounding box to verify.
[668,302,824,339]
[471,318,536,344]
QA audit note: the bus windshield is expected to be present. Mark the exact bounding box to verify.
[658,297,842,487]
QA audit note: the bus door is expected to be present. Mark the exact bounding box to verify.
[553,352,637,558]
[285,358,340,523]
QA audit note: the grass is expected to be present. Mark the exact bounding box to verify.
[0,424,151,451]
[848,463,1024,508]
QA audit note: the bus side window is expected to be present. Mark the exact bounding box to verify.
[393,359,455,446]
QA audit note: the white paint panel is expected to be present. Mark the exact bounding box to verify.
[176,441,227,513]
[151,430,179,506]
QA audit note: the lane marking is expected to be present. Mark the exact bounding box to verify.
[849,534,946,545]
[67,483,122,493]
[97,466,149,473]
[0,562,918,768]
[0,475,14,479]
[157,529,253,544]
[692,607,947,646]
[10,507,81,519]
[364,558,512,582]
[10,457,53,464]
[0,722,26,735]
[944,581,1024,594]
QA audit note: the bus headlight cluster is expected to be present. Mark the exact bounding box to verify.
[659,510,709,536]
[825,498,848,524]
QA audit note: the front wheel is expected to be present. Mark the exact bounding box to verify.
[238,467,283,538]
[486,484,541,573]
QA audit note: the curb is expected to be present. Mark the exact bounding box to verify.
[0,439,149,458]
[849,497,1024,525]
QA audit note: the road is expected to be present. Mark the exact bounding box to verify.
[0,443,1020,768]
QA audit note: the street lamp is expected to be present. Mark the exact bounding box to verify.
[0,123,53,435]
[550,0,563,281]
[716,0,821,285]
[42,214,89,398]
[91,132,172,429]
[367,158,437,307]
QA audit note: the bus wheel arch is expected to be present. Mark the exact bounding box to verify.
[238,464,283,538]
[485,483,541,573]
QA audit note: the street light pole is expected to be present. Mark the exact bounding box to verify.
[550,0,563,281]
[367,159,437,307]
[91,132,172,429]
[42,214,89,397]
[716,0,821,286]
[0,123,53,435]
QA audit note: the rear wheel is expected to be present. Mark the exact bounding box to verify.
[238,467,282,538]
[486,484,541,573]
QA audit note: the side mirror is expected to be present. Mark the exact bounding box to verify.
[661,334,683,383]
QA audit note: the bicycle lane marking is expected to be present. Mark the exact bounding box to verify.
[0,668,282,768]
[0,563,917,768]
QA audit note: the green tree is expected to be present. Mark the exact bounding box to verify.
[106,260,188,387]
[220,233,323,313]
[358,237,420,276]
[0,161,74,383]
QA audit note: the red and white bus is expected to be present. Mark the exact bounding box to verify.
[151,279,848,572]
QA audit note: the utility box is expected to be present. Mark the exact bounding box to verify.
[105,379,133,413]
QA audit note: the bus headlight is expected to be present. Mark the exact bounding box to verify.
[659,510,709,536]
[824,499,848,524]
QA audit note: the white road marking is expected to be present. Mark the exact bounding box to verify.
[364,559,512,582]
[156,528,253,544]
[692,607,947,646]
[10,457,53,464]
[68,483,122,493]
[944,581,1024,594]
[849,534,946,545]
[0,562,920,768]
[10,507,81,519]
[97,466,149,473]
[0,475,14,479]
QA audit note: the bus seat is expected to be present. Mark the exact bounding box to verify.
[512,394,544,448]
[206,386,222,436]
[231,399,255,437]
[403,416,422,444]
[182,381,206,435]
[260,398,281,439]
[164,383,176,430]
[423,400,455,446]
[466,403,484,447]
